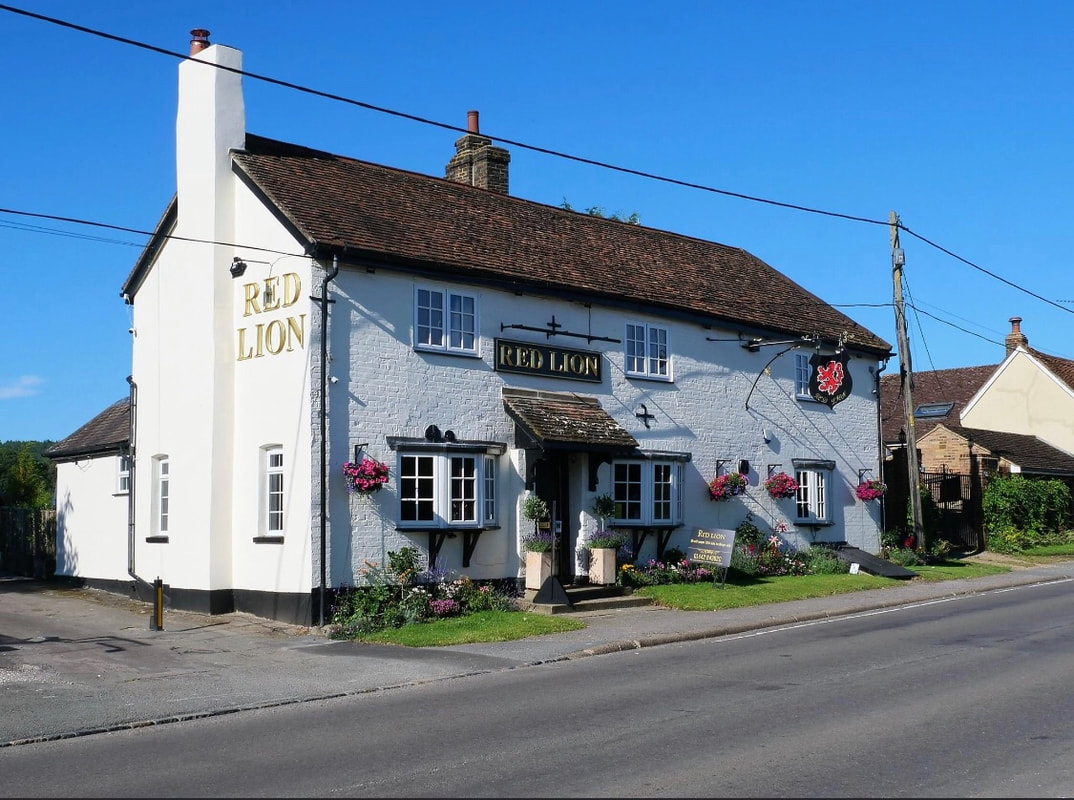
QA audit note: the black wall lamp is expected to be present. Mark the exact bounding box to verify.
[230,257,247,278]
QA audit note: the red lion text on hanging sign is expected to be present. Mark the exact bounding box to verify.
[807,350,853,408]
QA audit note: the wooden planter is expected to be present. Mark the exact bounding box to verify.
[589,547,618,585]
[525,550,553,590]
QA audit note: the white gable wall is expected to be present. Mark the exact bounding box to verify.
[962,349,1074,455]
[54,455,130,581]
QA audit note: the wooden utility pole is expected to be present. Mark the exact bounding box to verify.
[891,211,925,551]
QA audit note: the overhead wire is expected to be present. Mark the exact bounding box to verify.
[1,1,1072,342]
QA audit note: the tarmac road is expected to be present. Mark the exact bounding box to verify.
[3,556,1073,748]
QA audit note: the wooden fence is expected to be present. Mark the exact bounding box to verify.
[0,507,57,578]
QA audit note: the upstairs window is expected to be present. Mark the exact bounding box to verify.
[794,353,812,400]
[415,287,478,355]
[625,323,671,380]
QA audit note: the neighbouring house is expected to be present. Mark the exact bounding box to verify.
[49,29,892,625]
[880,316,1074,548]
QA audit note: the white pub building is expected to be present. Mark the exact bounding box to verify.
[48,30,892,625]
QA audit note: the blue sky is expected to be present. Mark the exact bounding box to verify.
[3,1,1073,442]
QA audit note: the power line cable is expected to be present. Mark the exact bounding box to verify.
[1,4,1071,323]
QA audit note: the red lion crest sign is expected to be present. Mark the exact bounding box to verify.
[807,351,853,408]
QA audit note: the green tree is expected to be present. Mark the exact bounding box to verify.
[0,440,56,508]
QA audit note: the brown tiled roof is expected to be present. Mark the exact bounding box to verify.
[230,134,891,355]
[880,364,998,445]
[502,388,638,452]
[1029,347,1074,392]
[46,398,130,461]
[954,426,1074,476]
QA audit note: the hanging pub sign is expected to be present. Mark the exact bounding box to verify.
[808,350,853,408]
[494,338,602,383]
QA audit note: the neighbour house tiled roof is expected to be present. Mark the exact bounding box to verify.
[502,388,639,452]
[229,134,891,355]
[1029,347,1074,392]
[46,398,130,461]
[880,364,998,445]
[935,425,1074,476]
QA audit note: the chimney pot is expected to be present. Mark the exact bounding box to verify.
[190,28,211,56]
[1005,315,1028,356]
[467,110,480,134]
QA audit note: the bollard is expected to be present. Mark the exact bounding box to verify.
[150,577,164,631]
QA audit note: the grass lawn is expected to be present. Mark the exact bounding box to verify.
[349,548,1074,647]
[353,609,585,647]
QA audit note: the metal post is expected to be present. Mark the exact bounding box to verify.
[150,577,164,631]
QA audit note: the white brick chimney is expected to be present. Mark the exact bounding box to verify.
[175,29,245,240]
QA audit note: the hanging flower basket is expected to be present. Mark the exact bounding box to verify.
[763,471,799,500]
[342,457,390,494]
[708,472,748,502]
[855,478,886,502]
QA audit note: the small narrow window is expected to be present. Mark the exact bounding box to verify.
[483,455,496,524]
[155,456,170,534]
[117,452,131,494]
[794,353,812,399]
[265,447,284,533]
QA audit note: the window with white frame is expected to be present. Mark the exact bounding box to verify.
[610,458,684,525]
[117,452,131,494]
[793,460,832,523]
[264,446,285,534]
[414,286,478,355]
[397,447,500,529]
[625,323,670,380]
[153,456,170,535]
[794,352,812,399]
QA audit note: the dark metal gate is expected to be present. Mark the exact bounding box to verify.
[921,470,979,551]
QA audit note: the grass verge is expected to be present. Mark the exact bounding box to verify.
[354,609,585,647]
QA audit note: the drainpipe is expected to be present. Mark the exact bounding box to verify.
[126,375,140,582]
[318,254,340,627]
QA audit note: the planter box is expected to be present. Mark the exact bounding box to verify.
[525,550,553,590]
[589,547,618,585]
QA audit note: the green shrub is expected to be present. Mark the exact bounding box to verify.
[328,547,519,637]
[983,475,1071,538]
[805,545,850,575]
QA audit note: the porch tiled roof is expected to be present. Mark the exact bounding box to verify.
[502,388,638,452]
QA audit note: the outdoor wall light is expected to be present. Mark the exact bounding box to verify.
[230,257,248,278]
[738,459,749,475]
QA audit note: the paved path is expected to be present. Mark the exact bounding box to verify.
[3,558,1072,747]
